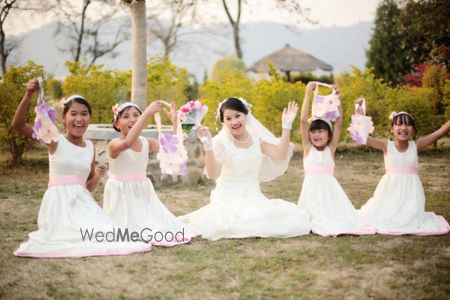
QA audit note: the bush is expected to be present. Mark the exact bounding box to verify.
[63,61,130,124]
[0,61,46,166]
[252,77,304,141]
[210,56,246,82]
[147,55,190,108]
[336,67,391,139]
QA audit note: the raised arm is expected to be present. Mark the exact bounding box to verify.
[12,79,40,139]
[300,82,316,153]
[416,119,450,152]
[198,126,222,180]
[12,78,58,153]
[109,101,161,158]
[261,101,297,160]
[329,86,342,155]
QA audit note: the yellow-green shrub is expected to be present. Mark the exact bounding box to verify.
[0,61,46,165]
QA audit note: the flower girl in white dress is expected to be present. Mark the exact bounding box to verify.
[360,112,450,235]
[103,102,194,246]
[12,79,151,258]
[179,97,311,241]
[297,82,375,237]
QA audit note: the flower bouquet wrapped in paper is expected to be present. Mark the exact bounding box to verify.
[32,79,59,144]
[310,82,340,122]
[155,101,188,176]
[347,97,374,145]
[179,100,208,134]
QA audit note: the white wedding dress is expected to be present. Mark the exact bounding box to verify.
[179,132,311,241]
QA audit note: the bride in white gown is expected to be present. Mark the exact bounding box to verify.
[179,97,311,240]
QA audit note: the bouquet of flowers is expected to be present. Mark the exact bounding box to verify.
[347,97,374,145]
[311,82,340,122]
[32,79,59,144]
[179,100,208,135]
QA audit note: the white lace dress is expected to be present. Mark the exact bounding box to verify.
[179,135,311,241]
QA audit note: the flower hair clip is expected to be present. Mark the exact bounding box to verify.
[389,111,397,121]
[112,102,142,121]
[112,103,120,120]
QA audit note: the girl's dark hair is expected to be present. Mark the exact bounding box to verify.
[219,97,249,122]
[62,97,92,116]
[391,113,417,134]
[112,105,142,132]
[309,119,332,143]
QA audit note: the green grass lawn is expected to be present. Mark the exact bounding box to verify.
[0,147,449,299]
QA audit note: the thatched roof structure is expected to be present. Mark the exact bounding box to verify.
[249,44,333,81]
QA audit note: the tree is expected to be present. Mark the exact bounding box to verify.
[147,0,197,57]
[221,0,242,59]
[55,0,128,68]
[0,0,47,76]
[122,0,147,109]
[221,0,314,59]
[366,0,450,85]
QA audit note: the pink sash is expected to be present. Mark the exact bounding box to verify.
[304,167,334,176]
[108,172,147,182]
[385,167,418,175]
[48,175,86,187]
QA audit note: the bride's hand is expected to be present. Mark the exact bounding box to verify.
[282,101,298,130]
[197,126,213,151]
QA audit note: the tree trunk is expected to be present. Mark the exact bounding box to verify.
[130,0,147,109]
[232,23,242,59]
[0,27,6,76]
[222,0,243,59]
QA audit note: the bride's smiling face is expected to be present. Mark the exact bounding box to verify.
[223,108,247,136]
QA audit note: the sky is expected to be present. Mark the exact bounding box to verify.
[6,0,382,36]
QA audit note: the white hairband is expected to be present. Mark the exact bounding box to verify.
[60,94,86,107]
[112,102,142,121]
[389,111,414,122]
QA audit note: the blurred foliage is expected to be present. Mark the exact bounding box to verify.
[0,61,46,165]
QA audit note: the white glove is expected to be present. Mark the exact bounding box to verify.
[282,101,298,130]
[197,126,213,151]
[200,135,212,151]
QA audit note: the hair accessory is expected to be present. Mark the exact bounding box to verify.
[112,102,141,121]
[389,111,414,122]
[59,94,86,108]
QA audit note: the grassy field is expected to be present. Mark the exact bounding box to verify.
[0,146,449,299]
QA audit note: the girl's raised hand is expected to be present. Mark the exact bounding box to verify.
[282,101,298,130]
[306,81,317,92]
[26,79,40,94]
[163,102,177,124]
[147,101,162,115]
